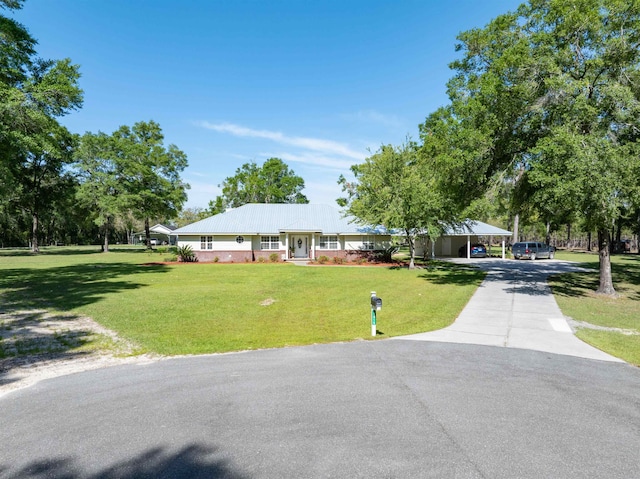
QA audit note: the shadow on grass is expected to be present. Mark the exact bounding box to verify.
[0,262,168,312]
[0,262,167,378]
[550,255,640,300]
[416,261,486,287]
[0,444,247,479]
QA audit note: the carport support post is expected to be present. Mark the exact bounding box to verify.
[502,239,506,259]
[371,291,377,336]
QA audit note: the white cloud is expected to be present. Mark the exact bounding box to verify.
[184,180,220,209]
[261,151,357,171]
[197,121,366,161]
[303,180,345,206]
[341,109,404,128]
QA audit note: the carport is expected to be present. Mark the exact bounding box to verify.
[416,221,512,259]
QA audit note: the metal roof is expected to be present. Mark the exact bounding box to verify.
[173,204,391,235]
[444,220,512,236]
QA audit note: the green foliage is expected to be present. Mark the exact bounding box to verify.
[75,121,189,249]
[269,253,280,263]
[317,255,329,264]
[177,244,197,262]
[423,0,640,294]
[375,245,400,263]
[210,158,308,212]
[339,141,453,269]
[175,207,209,227]
[0,2,83,251]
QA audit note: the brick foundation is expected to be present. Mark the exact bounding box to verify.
[194,250,285,263]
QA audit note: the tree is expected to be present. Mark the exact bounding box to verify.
[75,131,123,252]
[211,158,308,212]
[422,0,640,295]
[113,120,189,248]
[338,141,452,269]
[176,207,209,227]
[0,0,83,251]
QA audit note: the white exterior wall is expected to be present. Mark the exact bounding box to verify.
[178,235,253,251]
[178,234,289,252]
[177,235,201,250]
[342,235,391,250]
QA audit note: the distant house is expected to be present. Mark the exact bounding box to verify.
[131,224,177,246]
[172,203,392,262]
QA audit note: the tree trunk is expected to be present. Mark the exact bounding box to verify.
[512,213,520,245]
[566,223,571,243]
[407,230,415,269]
[596,229,616,296]
[31,212,39,253]
[587,231,592,251]
[103,220,110,253]
[545,221,551,246]
[145,217,152,249]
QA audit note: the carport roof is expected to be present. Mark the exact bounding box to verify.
[444,220,512,236]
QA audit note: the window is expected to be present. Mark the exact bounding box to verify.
[200,236,212,250]
[235,235,244,244]
[362,236,375,250]
[319,235,338,249]
[261,236,280,250]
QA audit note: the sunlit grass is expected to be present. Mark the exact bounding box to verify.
[550,250,640,365]
[0,247,484,355]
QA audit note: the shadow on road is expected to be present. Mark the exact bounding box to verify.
[0,444,247,479]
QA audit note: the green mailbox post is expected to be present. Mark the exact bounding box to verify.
[370,291,382,336]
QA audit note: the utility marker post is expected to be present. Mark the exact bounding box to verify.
[370,291,382,336]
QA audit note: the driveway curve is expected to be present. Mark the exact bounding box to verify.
[395,258,622,362]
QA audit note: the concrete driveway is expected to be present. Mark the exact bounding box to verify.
[395,258,622,362]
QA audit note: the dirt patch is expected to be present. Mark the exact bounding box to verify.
[0,309,162,397]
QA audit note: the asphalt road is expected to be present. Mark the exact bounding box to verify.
[1,340,639,479]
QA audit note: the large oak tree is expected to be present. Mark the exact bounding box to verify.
[0,0,83,251]
[422,0,640,295]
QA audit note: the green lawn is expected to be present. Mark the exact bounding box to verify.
[0,246,484,355]
[550,250,640,365]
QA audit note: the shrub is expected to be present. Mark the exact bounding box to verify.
[269,253,280,263]
[213,256,219,263]
[317,255,330,264]
[374,246,399,263]
[332,256,344,264]
[257,256,265,263]
[177,245,198,262]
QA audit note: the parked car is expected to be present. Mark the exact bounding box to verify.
[458,243,487,258]
[512,242,554,260]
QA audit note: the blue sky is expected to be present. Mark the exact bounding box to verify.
[11,0,522,210]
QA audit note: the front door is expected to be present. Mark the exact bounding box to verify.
[292,235,308,258]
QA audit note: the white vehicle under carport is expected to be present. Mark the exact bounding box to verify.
[512,241,554,260]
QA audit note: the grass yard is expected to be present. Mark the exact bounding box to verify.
[0,246,484,356]
[550,250,640,366]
